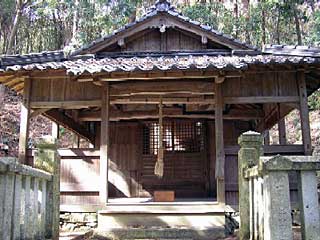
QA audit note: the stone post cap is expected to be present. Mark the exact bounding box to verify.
[35,136,58,150]
[238,131,263,146]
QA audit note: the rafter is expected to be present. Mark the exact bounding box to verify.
[44,109,94,143]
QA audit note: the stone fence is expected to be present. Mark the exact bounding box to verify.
[0,137,60,240]
[238,131,320,240]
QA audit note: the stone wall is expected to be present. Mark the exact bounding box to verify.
[60,213,98,232]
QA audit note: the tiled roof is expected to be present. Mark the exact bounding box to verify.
[71,0,257,55]
[0,51,65,67]
[1,54,318,75]
[264,45,320,57]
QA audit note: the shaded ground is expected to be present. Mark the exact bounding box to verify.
[60,231,93,240]
[59,228,303,240]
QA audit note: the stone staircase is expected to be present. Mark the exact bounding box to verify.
[94,201,227,240]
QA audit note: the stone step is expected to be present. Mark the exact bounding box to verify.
[99,203,225,214]
[98,212,225,229]
[91,228,226,240]
[97,202,226,240]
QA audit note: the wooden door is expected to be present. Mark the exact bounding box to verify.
[140,120,209,198]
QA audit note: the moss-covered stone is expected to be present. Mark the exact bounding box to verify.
[33,136,58,173]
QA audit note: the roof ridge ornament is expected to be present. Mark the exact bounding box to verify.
[154,0,174,12]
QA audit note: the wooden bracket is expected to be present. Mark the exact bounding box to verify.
[118,38,125,47]
[201,35,208,44]
[215,76,225,84]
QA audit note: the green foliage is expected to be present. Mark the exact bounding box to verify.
[0,0,319,54]
[307,10,320,45]
[34,148,55,173]
[308,89,320,111]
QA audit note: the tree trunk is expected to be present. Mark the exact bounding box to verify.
[293,4,302,45]
[72,0,79,40]
[244,0,251,44]
[276,4,281,44]
[234,0,239,38]
[261,1,266,46]
[6,0,26,54]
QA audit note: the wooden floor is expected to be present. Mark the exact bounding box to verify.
[108,197,217,204]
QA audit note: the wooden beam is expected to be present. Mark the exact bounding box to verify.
[111,97,214,105]
[18,77,31,164]
[12,82,24,91]
[29,109,50,119]
[215,81,225,204]
[29,98,215,108]
[110,80,215,96]
[30,100,101,109]
[4,77,22,87]
[44,109,93,143]
[29,97,299,109]
[297,71,312,155]
[100,82,110,204]
[98,72,240,81]
[224,96,299,104]
[78,108,263,121]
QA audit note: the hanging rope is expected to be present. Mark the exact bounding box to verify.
[154,97,164,178]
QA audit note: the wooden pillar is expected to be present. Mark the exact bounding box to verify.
[297,71,312,155]
[18,77,32,164]
[100,82,110,204]
[215,80,225,204]
[278,118,286,145]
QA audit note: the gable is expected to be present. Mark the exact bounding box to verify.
[72,1,256,56]
[100,27,230,53]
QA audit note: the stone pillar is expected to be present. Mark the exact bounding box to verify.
[263,171,292,240]
[34,136,60,240]
[238,131,263,240]
[297,170,320,240]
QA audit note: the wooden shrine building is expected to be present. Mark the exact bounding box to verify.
[1,0,320,235]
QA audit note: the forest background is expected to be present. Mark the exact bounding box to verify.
[1,0,320,155]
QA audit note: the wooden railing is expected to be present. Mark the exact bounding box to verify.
[0,157,59,239]
[238,131,320,240]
